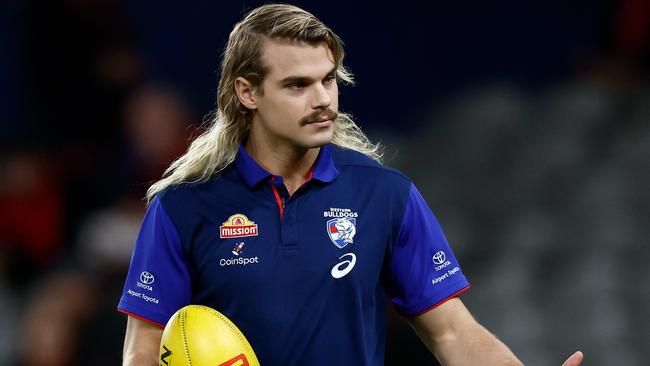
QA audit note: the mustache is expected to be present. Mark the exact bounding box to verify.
[300,109,338,125]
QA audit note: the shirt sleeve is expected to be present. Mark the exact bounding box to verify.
[117,197,192,327]
[386,183,470,316]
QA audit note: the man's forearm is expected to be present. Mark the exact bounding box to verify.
[425,319,523,366]
[122,316,163,366]
[409,298,524,366]
[123,352,158,366]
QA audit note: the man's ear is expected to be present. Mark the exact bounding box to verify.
[234,77,258,110]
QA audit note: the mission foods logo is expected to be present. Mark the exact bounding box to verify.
[220,214,259,239]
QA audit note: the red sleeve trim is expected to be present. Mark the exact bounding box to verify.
[414,285,471,317]
[117,308,166,328]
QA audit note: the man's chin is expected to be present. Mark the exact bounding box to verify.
[307,137,334,149]
[301,130,334,149]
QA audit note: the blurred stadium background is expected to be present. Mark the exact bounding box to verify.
[1,0,648,365]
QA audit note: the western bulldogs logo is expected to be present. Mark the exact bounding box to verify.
[327,217,357,248]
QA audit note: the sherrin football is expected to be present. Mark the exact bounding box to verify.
[160,305,260,366]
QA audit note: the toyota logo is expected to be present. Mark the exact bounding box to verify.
[140,271,155,284]
[432,251,446,265]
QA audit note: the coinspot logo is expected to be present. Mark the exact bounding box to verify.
[432,251,446,265]
[140,271,155,285]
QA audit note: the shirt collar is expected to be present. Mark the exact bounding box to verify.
[235,144,338,189]
[311,143,338,183]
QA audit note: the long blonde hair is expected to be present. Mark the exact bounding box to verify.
[146,4,382,202]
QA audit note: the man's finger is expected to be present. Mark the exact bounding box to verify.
[561,351,584,366]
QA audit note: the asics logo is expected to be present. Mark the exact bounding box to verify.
[331,253,357,279]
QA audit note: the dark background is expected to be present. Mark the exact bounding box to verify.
[1,0,648,365]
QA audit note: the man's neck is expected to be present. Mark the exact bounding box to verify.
[244,136,320,196]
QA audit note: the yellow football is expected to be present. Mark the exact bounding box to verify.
[159,305,260,366]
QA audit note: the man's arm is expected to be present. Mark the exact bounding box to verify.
[409,297,523,365]
[123,316,164,366]
[409,297,584,366]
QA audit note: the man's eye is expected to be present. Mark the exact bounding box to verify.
[324,75,336,84]
[288,83,306,89]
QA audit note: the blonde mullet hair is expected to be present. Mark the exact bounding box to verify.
[146,4,382,203]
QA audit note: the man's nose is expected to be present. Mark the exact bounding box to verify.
[311,83,331,109]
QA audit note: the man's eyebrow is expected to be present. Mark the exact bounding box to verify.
[279,66,337,84]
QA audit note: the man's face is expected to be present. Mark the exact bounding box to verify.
[250,38,339,150]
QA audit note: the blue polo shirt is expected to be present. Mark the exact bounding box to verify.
[118,144,469,365]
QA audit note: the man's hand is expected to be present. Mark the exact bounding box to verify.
[561,351,584,366]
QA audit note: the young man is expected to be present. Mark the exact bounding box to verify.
[119,4,584,365]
